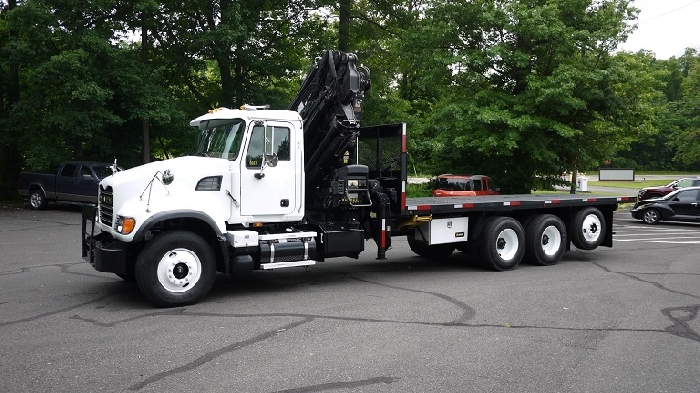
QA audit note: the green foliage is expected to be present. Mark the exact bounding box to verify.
[406,181,434,198]
[1,0,700,198]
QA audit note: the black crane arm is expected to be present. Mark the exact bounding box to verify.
[288,50,370,190]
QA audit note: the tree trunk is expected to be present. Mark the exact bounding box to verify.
[0,0,23,199]
[569,168,578,194]
[141,11,151,164]
[338,0,350,52]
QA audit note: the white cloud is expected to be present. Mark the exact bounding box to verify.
[618,0,700,59]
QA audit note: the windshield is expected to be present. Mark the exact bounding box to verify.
[194,119,245,160]
[93,164,120,179]
[662,189,681,200]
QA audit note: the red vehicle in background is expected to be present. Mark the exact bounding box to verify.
[637,177,700,201]
[432,174,500,197]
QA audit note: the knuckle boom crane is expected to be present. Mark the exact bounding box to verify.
[81,50,633,307]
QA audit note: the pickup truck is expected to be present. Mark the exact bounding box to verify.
[432,174,500,197]
[19,161,117,210]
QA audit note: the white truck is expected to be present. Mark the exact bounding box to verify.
[82,50,635,307]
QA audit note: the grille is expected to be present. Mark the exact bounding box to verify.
[99,185,114,226]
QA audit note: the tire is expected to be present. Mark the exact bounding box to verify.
[477,216,525,271]
[407,230,455,259]
[524,214,567,266]
[642,208,661,225]
[29,189,47,210]
[571,207,605,251]
[135,230,216,307]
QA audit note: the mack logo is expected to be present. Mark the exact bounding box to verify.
[454,232,465,238]
[100,194,113,204]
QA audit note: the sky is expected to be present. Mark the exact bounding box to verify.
[617,0,700,59]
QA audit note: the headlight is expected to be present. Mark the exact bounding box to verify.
[116,216,136,234]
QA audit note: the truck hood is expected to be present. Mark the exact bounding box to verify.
[100,156,230,205]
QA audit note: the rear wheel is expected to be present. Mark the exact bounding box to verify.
[478,216,525,271]
[571,207,605,250]
[29,189,47,210]
[524,214,567,266]
[642,208,661,225]
[407,231,455,259]
[135,230,216,307]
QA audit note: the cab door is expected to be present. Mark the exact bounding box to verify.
[239,121,299,217]
[668,189,700,220]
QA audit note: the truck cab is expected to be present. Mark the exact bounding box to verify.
[190,107,305,224]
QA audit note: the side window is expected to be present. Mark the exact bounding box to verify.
[272,127,290,161]
[60,164,77,177]
[472,179,482,191]
[676,190,698,202]
[246,125,291,168]
[677,179,692,188]
[246,125,264,168]
[80,166,92,179]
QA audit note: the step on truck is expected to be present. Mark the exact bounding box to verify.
[82,50,635,307]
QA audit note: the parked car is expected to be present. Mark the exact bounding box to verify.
[19,161,119,210]
[432,174,500,197]
[637,177,700,201]
[631,186,700,224]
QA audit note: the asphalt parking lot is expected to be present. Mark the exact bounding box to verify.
[1,205,699,392]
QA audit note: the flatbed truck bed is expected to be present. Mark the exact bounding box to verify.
[404,193,636,214]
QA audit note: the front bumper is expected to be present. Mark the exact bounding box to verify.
[630,205,643,219]
[82,205,130,274]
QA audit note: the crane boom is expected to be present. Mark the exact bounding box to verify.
[288,50,370,197]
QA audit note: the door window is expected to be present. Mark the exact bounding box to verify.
[246,125,290,168]
[676,190,699,202]
[80,166,92,179]
[60,164,77,177]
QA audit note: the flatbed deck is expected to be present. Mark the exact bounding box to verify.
[404,193,637,214]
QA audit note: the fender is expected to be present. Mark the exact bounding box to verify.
[131,209,223,242]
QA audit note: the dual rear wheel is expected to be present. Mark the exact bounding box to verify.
[409,208,605,271]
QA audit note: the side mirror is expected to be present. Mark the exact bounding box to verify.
[162,170,174,185]
[82,174,93,180]
[264,153,278,168]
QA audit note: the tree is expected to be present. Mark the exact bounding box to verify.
[407,0,658,193]
[669,49,700,168]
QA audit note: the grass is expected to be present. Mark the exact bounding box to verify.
[588,180,668,189]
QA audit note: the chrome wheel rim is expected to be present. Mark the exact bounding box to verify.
[156,248,202,293]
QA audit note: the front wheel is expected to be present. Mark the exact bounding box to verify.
[571,207,606,250]
[642,208,661,225]
[478,216,525,271]
[29,189,47,210]
[135,231,216,307]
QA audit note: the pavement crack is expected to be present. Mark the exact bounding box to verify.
[127,317,313,391]
[274,376,399,393]
[592,261,700,300]
[0,292,126,327]
[661,304,700,342]
[313,267,476,324]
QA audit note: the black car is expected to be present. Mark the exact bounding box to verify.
[631,186,700,224]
